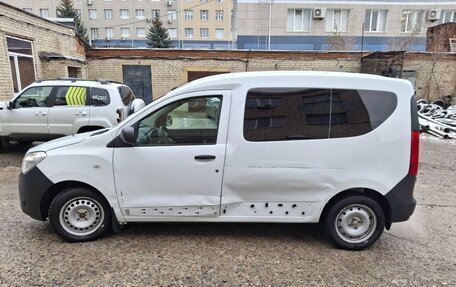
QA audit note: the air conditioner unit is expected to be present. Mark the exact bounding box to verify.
[146,18,152,22]
[313,8,326,19]
[106,37,110,41]
[166,0,173,6]
[121,37,126,41]
[87,0,93,5]
[168,19,172,24]
[428,9,441,21]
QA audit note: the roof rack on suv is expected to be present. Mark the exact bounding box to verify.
[35,78,123,85]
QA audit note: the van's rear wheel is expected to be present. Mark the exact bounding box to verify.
[48,187,111,242]
[325,195,384,250]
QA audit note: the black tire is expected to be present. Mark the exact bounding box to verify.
[0,137,10,153]
[48,187,111,242]
[324,195,385,250]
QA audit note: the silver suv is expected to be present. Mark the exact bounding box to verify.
[0,79,144,151]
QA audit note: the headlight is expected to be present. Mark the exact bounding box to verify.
[21,152,47,174]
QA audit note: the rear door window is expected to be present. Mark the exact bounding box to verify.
[243,88,397,141]
[118,86,136,106]
[244,88,331,141]
[52,86,88,106]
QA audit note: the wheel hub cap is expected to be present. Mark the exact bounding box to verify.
[335,204,377,243]
[59,197,104,236]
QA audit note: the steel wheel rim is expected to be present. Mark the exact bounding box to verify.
[335,204,377,244]
[59,197,104,236]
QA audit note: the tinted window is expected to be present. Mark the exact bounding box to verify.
[244,89,331,141]
[329,89,397,138]
[90,88,110,106]
[137,96,222,146]
[118,86,136,106]
[243,88,397,141]
[14,86,52,108]
[53,86,88,106]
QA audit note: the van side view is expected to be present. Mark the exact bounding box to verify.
[18,72,419,250]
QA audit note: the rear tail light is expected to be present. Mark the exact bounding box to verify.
[116,108,124,123]
[408,130,420,176]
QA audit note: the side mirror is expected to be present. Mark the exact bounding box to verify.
[6,101,13,110]
[166,115,173,126]
[119,127,136,147]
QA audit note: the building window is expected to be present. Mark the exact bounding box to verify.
[287,9,311,32]
[216,10,224,21]
[120,9,129,20]
[136,9,145,19]
[200,10,208,21]
[168,28,177,39]
[401,10,424,33]
[91,28,99,39]
[185,10,193,20]
[365,10,388,32]
[440,10,456,23]
[105,28,114,38]
[168,10,177,22]
[185,28,193,38]
[136,28,146,37]
[151,9,160,19]
[215,28,224,39]
[7,37,36,93]
[200,28,208,38]
[326,9,349,32]
[68,67,82,78]
[40,9,49,18]
[88,9,97,20]
[121,28,131,38]
[104,9,113,20]
[23,8,32,13]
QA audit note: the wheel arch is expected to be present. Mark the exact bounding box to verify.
[40,180,110,220]
[320,188,392,230]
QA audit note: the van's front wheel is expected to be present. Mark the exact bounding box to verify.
[325,195,385,250]
[48,187,111,242]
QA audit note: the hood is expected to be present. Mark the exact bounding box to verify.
[28,131,100,153]
[0,101,6,110]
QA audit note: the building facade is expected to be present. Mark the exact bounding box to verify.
[3,0,234,49]
[4,0,456,51]
[0,2,87,100]
[236,0,456,51]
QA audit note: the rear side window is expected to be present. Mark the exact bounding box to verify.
[243,88,397,141]
[244,88,331,141]
[329,89,396,138]
[90,88,110,106]
[118,86,136,106]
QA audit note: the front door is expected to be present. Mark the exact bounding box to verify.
[113,91,230,218]
[2,86,52,140]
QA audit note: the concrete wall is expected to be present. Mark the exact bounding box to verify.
[0,2,87,100]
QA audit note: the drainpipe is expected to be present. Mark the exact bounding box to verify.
[268,0,272,50]
[130,0,134,47]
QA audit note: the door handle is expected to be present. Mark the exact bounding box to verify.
[76,111,88,116]
[35,112,46,116]
[194,155,216,160]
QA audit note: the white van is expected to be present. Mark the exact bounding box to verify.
[18,72,420,250]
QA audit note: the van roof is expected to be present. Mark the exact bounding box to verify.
[168,71,412,97]
[32,78,123,88]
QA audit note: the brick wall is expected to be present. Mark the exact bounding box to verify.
[87,49,363,100]
[87,48,455,101]
[0,2,87,100]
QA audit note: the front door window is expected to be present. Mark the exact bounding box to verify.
[137,96,222,145]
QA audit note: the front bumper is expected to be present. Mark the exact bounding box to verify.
[385,174,417,222]
[18,167,53,221]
